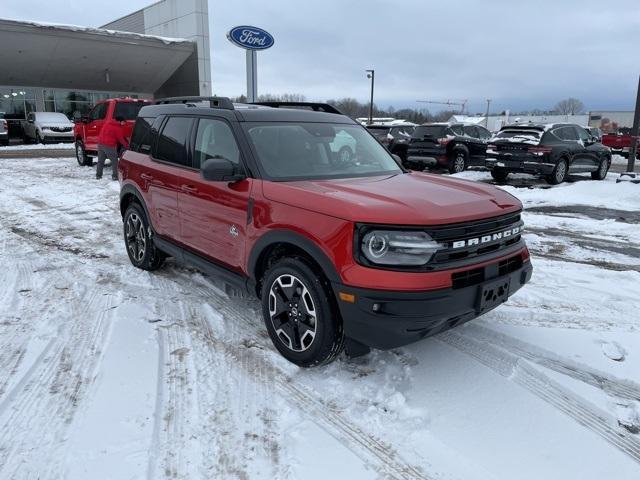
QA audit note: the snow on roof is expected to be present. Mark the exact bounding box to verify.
[0,18,192,45]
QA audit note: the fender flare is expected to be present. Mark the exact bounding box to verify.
[119,183,151,221]
[247,230,341,283]
[450,143,470,156]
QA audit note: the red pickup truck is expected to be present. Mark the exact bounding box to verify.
[601,128,639,159]
[74,98,150,166]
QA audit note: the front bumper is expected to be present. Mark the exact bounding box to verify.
[41,130,74,142]
[486,155,555,175]
[333,257,532,350]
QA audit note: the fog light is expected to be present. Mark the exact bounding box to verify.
[372,303,381,312]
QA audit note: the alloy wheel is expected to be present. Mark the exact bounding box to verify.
[125,213,147,263]
[268,274,317,352]
[454,153,466,173]
[555,160,567,182]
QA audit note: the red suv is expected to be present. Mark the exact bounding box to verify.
[119,98,532,367]
[74,98,150,166]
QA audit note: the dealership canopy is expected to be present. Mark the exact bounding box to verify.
[0,18,199,97]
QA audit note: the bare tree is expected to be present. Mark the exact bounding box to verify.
[553,98,585,115]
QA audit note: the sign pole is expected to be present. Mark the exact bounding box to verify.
[246,50,258,103]
[626,75,640,173]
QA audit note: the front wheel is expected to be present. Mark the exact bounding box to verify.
[123,203,165,271]
[35,131,44,144]
[546,158,568,185]
[448,150,468,174]
[591,157,610,180]
[261,258,344,367]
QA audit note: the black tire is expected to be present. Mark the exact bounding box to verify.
[123,203,165,271]
[546,158,568,185]
[261,257,344,367]
[35,131,44,144]
[337,146,353,164]
[448,149,468,174]
[75,140,91,166]
[591,156,610,180]
[490,168,509,182]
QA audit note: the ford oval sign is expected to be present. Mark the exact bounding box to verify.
[227,26,274,50]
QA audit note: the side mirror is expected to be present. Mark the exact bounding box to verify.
[201,157,245,182]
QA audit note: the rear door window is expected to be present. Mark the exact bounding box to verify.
[449,125,464,135]
[554,126,578,141]
[154,116,194,167]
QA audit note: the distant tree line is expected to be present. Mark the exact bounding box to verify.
[231,94,587,122]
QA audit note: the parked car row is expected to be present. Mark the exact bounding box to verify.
[397,120,611,184]
[21,112,75,144]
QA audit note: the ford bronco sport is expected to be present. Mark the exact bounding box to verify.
[119,97,532,367]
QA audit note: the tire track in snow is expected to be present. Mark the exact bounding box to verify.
[191,294,431,480]
[0,286,116,479]
[440,331,640,464]
[463,325,640,401]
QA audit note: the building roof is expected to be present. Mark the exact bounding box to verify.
[0,18,196,94]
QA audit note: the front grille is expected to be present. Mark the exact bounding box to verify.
[498,255,523,276]
[428,212,523,265]
[50,127,72,132]
[452,267,485,289]
[451,254,523,290]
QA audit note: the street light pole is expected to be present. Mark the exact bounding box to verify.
[485,99,492,129]
[366,69,375,125]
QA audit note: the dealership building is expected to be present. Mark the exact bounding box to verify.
[0,0,211,137]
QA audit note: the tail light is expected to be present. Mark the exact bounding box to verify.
[437,137,451,146]
[528,146,552,155]
[487,143,498,150]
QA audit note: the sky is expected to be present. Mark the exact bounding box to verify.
[2,0,640,114]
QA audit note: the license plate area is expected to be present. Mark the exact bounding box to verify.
[476,278,511,313]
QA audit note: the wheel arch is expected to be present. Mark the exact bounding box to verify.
[248,231,341,297]
[120,184,151,222]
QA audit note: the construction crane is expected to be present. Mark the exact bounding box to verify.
[416,99,468,115]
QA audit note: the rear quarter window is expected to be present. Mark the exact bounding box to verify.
[130,117,155,153]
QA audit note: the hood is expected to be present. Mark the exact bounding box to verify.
[262,172,521,225]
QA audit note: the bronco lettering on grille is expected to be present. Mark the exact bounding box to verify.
[451,226,522,249]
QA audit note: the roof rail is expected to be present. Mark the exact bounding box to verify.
[155,96,235,110]
[251,102,343,115]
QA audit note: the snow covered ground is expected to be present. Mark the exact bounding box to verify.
[0,157,639,480]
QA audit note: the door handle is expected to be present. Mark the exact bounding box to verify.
[181,184,198,193]
[140,173,153,181]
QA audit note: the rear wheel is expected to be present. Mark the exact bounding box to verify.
[546,158,568,185]
[490,168,509,182]
[591,157,610,180]
[448,150,468,174]
[261,257,344,367]
[123,203,165,271]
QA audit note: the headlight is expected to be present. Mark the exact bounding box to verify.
[361,230,441,266]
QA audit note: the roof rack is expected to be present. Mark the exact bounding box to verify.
[155,96,235,110]
[251,102,342,115]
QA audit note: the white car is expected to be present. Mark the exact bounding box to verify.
[22,112,74,144]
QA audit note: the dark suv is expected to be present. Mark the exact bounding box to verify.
[485,123,611,184]
[119,97,532,367]
[365,124,415,162]
[406,123,492,173]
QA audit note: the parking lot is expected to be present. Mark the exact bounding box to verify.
[0,152,638,480]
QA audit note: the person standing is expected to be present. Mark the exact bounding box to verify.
[96,116,129,180]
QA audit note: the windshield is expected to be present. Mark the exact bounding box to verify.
[114,102,146,121]
[244,122,403,180]
[35,112,70,123]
